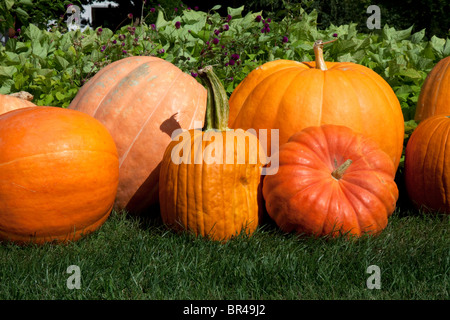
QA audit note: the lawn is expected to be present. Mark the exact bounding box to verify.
[0,205,448,300]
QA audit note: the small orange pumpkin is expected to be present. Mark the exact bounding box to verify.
[0,107,119,244]
[262,125,399,238]
[159,66,265,241]
[69,56,207,215]
[414,56,450,122]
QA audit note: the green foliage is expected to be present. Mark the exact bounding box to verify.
[1,2,449,115]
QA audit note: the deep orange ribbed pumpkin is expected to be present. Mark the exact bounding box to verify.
[159,67,265,241]
[414,56,450,122]
[0,106,119,244]
[0,93,35,115]
[405,114,450,213]
[262,125,399,238]
[228,40,404,170]
[69,56,207,215]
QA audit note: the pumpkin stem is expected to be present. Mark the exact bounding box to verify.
[198,66,229,131]
[313,39,337,71]
[331,159,352,180]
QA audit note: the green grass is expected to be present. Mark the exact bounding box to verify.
[0,207,448,300]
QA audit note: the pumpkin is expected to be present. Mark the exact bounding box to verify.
[405,114,450,213]
[0,106,119,244]
[414,56,450,122]
[69,56,207,215]
[228,39,404,170]
[0,93,35,115]
[262,124,399,238]
[159,66,265,241]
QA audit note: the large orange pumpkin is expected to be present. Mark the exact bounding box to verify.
[262,124,399,238]
[0,93,35,115]
[69,56,207,215]
[405,114,450,213]
[159,66,265,241]
[228,40,404,170]
[0,106,119,244]
[414,56,450,122]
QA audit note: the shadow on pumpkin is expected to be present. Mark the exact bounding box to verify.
[118,113,183,220]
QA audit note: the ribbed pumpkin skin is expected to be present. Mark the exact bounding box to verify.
[405,115,450,213]
[228,59,404,170]
[262,125,399,238]
[159,129,264,241]
[69,56,207,215]
[0,107,119,244]
[414,56,450,122]
[0,94,35,115]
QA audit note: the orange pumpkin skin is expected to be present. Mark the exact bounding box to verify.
[262,125,399,238]
[69,56,207,215]
[0,107,119,244]
[159,128,264,241]
[0,94,35,115]
[228,58,404,170]
[405,115,450,213]
[414,56,450,122]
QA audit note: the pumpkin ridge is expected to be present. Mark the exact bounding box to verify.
[430,58,450,118]
[119,70,184,167]
[421,119,447,207]
[0,149,118,168]
[346,65,403,165]
[89,58,160,118]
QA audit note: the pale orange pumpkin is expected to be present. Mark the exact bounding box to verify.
[0,107,119,244]
[228,40,404,170]
[69,56,207,215]
[0,93,35,115]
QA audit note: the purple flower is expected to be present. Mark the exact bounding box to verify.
[229,59,236,66]
[191,71,198,78]
[158,48,165,54]
[128,13,133,19]
[255,15,262,22]
[333,33,338,37]
[119,34,126,41]
[231,53,240,60]
[282,36,288,43]
[194,6,199,10]
[16,28,21,33]
[96,27,103,35]
[223,24,229,31]
[267,18,271,23]
[213,37,219,45]
[112,40,117,44]
[122,50,127,54]
[175,21,181,29]
[150,7,155,13]
[214,29,220,35]
[151,24,156,30]
[122,42,125,46]
[226,15,232,22]
[174,7,178,11]
[100,45,106,52]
